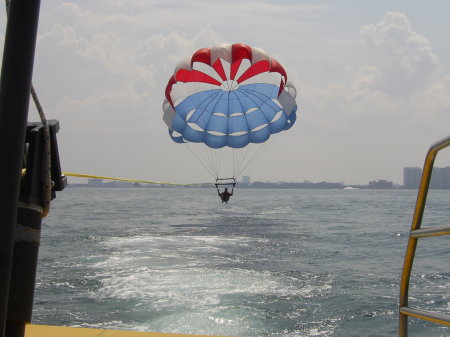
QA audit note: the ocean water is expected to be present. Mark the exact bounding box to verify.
[33,187,450,337]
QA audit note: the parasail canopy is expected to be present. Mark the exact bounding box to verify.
[162,43,297,150]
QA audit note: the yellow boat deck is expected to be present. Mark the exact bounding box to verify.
[25,324,227,337]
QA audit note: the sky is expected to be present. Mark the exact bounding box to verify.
[2,0,450,185]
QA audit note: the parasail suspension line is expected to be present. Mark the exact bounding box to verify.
[234,133,280,179]
[185,143,216,178]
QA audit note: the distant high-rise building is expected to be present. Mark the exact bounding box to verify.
[404,166,450,189]
[404,167,422,189]
[241,176,251,184]
[430,166,450,189]
[444,167,450,189]
[369,179,393,189]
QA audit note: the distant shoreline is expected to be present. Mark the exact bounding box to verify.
[66,181,433,190]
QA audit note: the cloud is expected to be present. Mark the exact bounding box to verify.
[20,4,450,184]
[30,3,227,181]
[359,12,441,96]
[290,11,450,184]
[34,6,221,104]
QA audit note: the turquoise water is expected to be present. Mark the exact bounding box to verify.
[33,188,450,336]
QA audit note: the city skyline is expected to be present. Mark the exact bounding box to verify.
[69,165,450,189]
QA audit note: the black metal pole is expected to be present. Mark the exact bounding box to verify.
[0,0,41,336]
[5,205,43,337]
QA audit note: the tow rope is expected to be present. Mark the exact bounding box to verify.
[62,171,213,187]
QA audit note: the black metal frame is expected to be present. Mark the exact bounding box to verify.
[0,0,42,336]
[6,121,65,337]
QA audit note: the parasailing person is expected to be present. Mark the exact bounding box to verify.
[215,178,236,203]
[217,187,233,204]
[162,43,298,201]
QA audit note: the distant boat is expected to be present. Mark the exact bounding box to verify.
[343,186,360,190]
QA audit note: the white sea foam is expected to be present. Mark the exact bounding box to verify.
[34,188,450,337]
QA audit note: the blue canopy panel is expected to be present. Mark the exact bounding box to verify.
[174,89,222,121]
[168,83,293,148]
[284,106,297,130]
[168,129,186,143]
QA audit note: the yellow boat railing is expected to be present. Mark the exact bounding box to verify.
[399,135,450,336]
